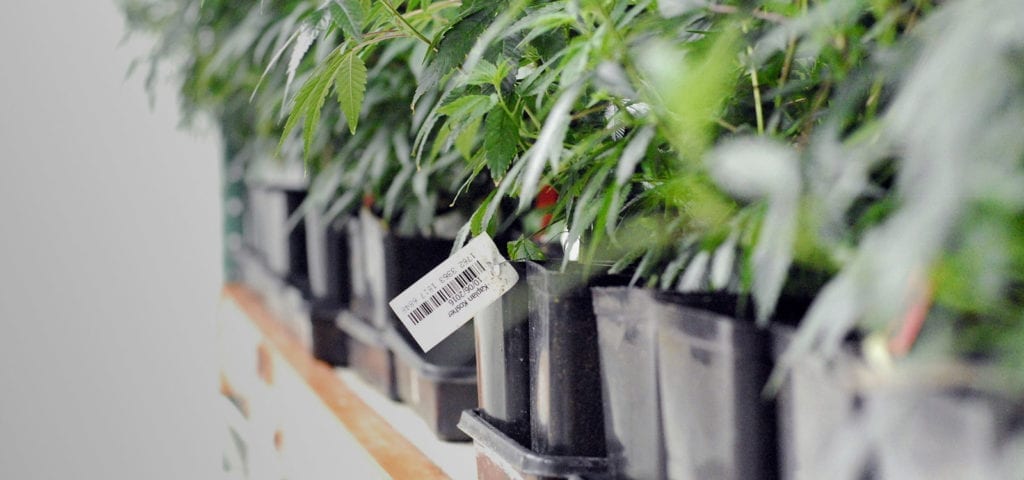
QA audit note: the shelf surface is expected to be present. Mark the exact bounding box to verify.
[222,284,463,479]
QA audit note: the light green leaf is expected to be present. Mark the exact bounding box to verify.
[508,235,546,261]
[280,49,345,159]
[328,0,364,42]
[615,125,655,186]
[483,105,519,180]
[518,82,582,211]
[334,50,367,134]
[437,94,494,117]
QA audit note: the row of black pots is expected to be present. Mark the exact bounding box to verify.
[236,178,1024,476]
[463,266,1024,480]
[246,190,482,442]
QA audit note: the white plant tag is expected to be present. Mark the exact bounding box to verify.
[389,233,519,352]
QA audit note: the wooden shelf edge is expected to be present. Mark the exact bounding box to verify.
[223,284,450,480]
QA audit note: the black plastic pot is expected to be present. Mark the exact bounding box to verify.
[459,409,610,480]
[304,210,353,311]
[309,309,347,367]
[337,311,398,400]
[870,385,1024,479]
[283,188,310,297]
[474,261,531,447]
[526,261,624,458]
[303,210,353,367]
[386,327,476,441]
[654,291,777,480]
[771,324,866,480]
[591,287,664,480]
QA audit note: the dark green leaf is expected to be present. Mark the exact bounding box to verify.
[483,105,518,180]
[413,7,494,108]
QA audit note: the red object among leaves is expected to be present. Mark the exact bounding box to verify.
[536,185,558,230]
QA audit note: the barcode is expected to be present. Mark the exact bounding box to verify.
[407,260,486,325]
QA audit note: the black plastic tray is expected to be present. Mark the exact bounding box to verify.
[337,312,398,400]
[459,409,610,480]
[386,328,476,442]
[310,306,348,367]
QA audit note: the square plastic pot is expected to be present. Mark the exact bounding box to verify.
[654,292,777,480]
[459,409,610,480]
[770,324,867,480]
[283,188,310,297]
[310,307,348,367]
[526,261,625,458]
[591,287,664,480]
[870,385,1024,479]
[304,209,353,312]
[474,261,531,447]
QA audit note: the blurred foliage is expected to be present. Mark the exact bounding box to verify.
[122,0,1024,391]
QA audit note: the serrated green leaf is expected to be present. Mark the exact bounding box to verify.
[334,51,367,133]
[437,94,493,117]
[280,49,345,159]
[508,235,546,261]
[413,8,494,108]
[470,190,497,236]
[455,117,482,160]
[328,0,364,42]
[483,105,518,180]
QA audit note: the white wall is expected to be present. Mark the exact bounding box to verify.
[0,2,224,478]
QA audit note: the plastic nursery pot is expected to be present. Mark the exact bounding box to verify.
[309,308,348,367]
[304,209,353,311]
[303,211,352,367]
[526,261,625,458]
[771,324,867,480]
[282,188,310,297]
[870,384,1024,480]
[459,409,610,480]
[654,291,779,480]
[474,261,531,447]
[386,327,476,442]
[591,287,664,480]
[337,311,398,400]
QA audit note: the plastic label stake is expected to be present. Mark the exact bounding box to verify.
[389,234,520,352]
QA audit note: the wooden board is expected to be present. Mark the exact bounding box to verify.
[224,284,450,480]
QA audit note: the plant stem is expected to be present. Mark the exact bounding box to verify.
[380,0,435,50]
[747,46,765,135]
[707,4,786,24]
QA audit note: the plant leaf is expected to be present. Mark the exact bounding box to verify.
[413,7,493,108]
[334,50,367,134]
[518,82,582,211]
[615,125,655,186]
[508,235,546,261]
[328,0,364,42]
[483,105,519,180]
[280,49,345,159]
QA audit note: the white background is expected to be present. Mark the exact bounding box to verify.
[0,1,224,478]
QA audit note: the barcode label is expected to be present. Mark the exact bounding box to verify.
[407,260,485,325]
[389,234,519,352]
